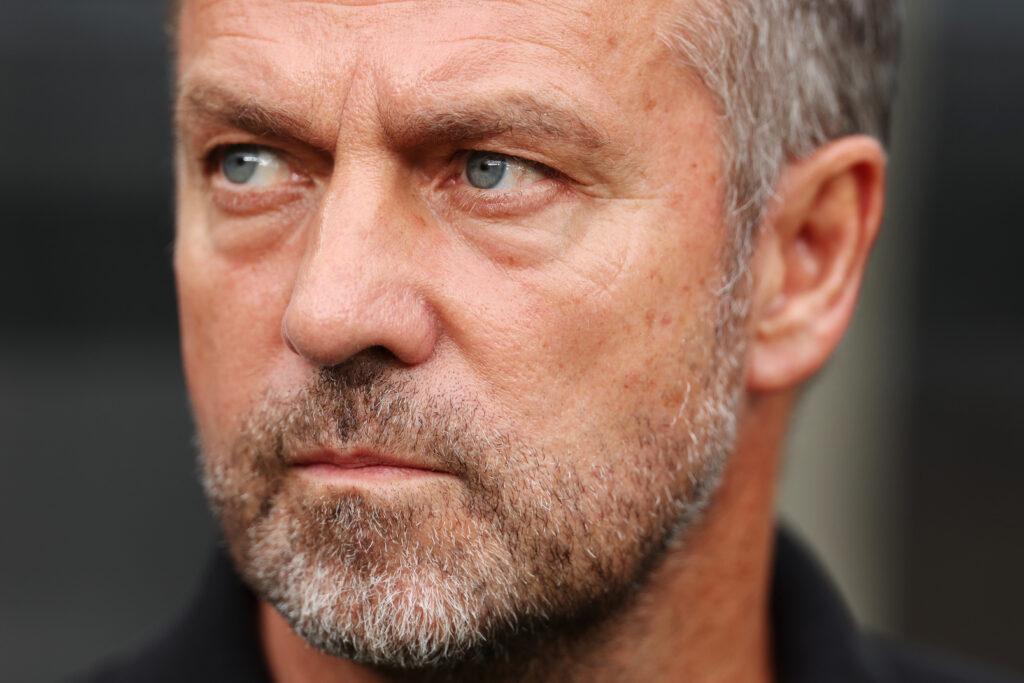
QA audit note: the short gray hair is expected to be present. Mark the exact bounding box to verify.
[662,0,902,283]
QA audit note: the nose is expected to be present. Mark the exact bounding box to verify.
[281,174,438,368]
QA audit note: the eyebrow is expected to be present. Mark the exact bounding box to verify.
[176,83,610,156]
[379,92,611,153]
[176,85,327,148]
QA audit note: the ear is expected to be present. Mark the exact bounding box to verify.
[745,136,887,392]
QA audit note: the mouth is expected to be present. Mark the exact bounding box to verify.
[289,447,452,484]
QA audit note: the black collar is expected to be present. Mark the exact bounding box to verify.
[79,530,1014,682]
[772,530,883,682]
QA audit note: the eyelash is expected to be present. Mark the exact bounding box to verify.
[200,143,566,219]
[202,144,294,180]
[201,143,310,215]
[443,150,565,216]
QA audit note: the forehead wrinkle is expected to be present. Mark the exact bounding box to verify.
[434,33,589,74]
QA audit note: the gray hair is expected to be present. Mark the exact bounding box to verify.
[661,0,902,285]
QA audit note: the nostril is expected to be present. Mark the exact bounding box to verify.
[323,346,403,372]
[364,345,401,365]
[354,345,423,371]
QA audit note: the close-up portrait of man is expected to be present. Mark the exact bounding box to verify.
[0,0,1009,681]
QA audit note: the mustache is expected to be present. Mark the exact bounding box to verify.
[235,355,486,482]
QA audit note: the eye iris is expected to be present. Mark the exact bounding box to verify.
[466,152,508,190]
[222,148,262,184]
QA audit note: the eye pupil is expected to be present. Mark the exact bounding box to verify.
[466,152,508,190]
[222,147,262,184]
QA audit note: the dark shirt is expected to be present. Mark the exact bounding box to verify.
[74,531,1020,682]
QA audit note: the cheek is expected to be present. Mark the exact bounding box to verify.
[175,226,300,446]
[442,214,726,440]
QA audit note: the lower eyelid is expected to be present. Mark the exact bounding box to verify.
[448,178,564,216]
[208,181,310,216]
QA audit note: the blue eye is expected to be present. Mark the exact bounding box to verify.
[218,146,288,186]
[463,151,548,192]
[222,147,262,183]
[466,151,509,189]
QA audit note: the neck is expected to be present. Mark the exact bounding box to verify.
[259,393,791,683]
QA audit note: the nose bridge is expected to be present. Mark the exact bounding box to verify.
[304,166,393,300]
[282,155,437,367]
[316,156,395,261]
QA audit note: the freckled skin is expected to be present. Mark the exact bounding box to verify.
[172,0,798,681]
[176,0,728,469]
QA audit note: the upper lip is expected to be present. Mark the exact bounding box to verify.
[290,447,446,474]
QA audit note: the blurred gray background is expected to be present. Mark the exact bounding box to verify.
[1,1,1022,681]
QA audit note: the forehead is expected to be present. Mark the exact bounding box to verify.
[176,0,689,135]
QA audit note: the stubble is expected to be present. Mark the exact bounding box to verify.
[200,342,741,675]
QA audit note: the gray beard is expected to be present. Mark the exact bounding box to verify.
[199,347,741,678]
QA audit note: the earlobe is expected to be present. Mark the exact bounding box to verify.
[745,136,887,393]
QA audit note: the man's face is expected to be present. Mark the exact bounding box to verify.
[175,0,745,667]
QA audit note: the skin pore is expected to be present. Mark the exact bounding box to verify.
[173,0,886,681]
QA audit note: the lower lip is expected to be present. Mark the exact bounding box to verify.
[293,463,445,483]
